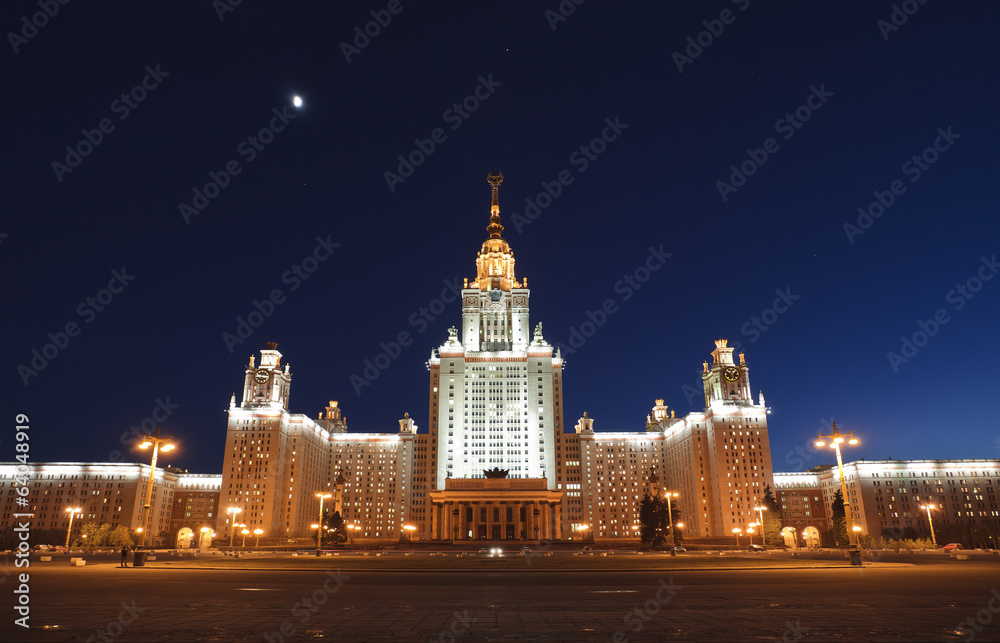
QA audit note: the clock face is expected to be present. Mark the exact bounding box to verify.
[489,289,502,302]
[253,369,271,384]
[723,366,740,383]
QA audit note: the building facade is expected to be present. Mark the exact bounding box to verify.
[775,459,1000,544]
[0,462,221,547]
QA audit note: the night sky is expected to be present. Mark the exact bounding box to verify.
[5,1,999,475]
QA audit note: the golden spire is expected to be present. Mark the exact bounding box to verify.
[486,171,504,238]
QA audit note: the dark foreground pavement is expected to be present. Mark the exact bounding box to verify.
[2,559,998,642]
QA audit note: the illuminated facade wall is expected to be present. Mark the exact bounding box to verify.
[773,471,831,534]
[0,463,220,545]
[779,459,1000,539]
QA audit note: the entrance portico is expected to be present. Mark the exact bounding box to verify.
[429,478,563,541]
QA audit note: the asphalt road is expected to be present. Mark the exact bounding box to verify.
[2,556,998,642]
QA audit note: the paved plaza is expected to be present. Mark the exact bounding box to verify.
[2,551,998,642]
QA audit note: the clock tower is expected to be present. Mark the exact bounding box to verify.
[702,338,752,407]
[239,341,291,410]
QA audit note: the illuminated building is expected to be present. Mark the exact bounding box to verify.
[0,462,220,546]
[219,345,415,542]
[775,459,1000,544]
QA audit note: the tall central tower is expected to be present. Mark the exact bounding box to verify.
[428,173,565,490]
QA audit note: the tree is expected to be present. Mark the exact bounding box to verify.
[759,486,783,546]
[830,490,848,546]
[324,510,347,546]
[639,493,668,548]
[762,485,781,513]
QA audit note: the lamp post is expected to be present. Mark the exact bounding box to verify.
[664,492,679,546]
[227,507,242,549]
[753,504,768,546]
[732,527,742,547]
[253,528,263,548]
[64,507,82,548]
[920,504,937,547]
[815,422,860,547]
[347,524,359,544]
[136,426,175,547]
[315,492,332,556]
[240,529,249,548]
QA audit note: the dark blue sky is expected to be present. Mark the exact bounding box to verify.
[4,1,999,474]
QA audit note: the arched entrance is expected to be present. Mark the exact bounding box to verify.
[781,526,797,549]
[176,527,194,549]
[198,528,214,549]
[802,526,821,548]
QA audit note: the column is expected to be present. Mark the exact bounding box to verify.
[539,502,548,540]
[528,501,538,541]
[486,502,494,540]
[553,502,562,540]
[499,502,507,541]
[444,502,453,542]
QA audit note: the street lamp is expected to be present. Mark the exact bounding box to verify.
[64,507,82,548]
[403,524,417,541]
[920,504,937,547]
[347,524,360,544]
[253,528,263,548]
[732,527,742,547]
[136,426,175,547]
[241,529,249,548]
[753,505,768,546]
[227,507,242,549]
[748,522,761,546]
[315,492,332,556]
[815,421,860,546]
[664,492,679,546]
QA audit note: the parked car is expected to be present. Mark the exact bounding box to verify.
[942,543,963,551]
[520,546,532,555]
[747,544,766,552]
[478,548,488,554]
[671,546,687,553]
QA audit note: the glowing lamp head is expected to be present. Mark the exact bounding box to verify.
[815,440,825,448]
[848,438,859,445]
[254,529,263,535]
[676,523,684,528]
[834,437,844,444]
[136,527,143,533]
[311,524,320,529]
[138,441,152,449]
[161,443,175,452]
[852,526,862,532]
[293,95,303,108]
[201,527,210,533]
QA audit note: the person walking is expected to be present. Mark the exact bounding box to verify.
[120,545,129,567]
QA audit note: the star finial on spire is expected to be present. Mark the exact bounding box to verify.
[486,171,504,238]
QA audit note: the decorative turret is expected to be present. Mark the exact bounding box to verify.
[317,400,348,433]
[241,342,291,409]
[575,412,595,434]
[702,339,752,407]
[398,412,417,434]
